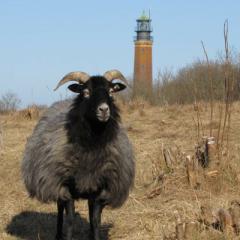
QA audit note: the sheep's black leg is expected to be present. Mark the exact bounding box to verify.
[88,199,103,240]
[65,199,75,240]
[56,199,65,240]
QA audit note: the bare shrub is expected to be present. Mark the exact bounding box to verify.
[0,92,21,113]
[154,58,240,106]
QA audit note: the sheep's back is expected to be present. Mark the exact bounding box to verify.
[21,100,72,202]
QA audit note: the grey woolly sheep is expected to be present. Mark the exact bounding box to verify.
[21,70,135,240]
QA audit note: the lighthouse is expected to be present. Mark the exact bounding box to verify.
[133,12,153,95]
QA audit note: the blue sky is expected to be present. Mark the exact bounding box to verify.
[0,1,239,107]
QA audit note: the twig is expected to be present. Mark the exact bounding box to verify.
[201,41,214,137]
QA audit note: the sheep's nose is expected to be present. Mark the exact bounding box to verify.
[98,103,109,114]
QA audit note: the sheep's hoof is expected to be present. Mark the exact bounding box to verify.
[89,232,101,240]
[56,234,75,240]
[55,234,64,240]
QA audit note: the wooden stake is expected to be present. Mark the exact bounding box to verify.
[163,148,174,171]
[229,201,240,235]
[218,208,234,234]
[176,222,185,240]
[184,222,199,239]
[186,155,200,188]
[207,137,219,169]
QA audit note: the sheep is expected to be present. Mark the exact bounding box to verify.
[21,70,135,240]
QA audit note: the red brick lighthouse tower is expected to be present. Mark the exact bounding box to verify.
[133,12,153,95]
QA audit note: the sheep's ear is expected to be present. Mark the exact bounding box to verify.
[112,82,126,92]
[68,84,84,93]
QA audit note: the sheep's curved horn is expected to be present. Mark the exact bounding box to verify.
[103,69,130,87]
[54,72,90,91]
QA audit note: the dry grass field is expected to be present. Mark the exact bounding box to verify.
[1,100,240,240]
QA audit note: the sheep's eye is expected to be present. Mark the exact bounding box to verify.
[83,89,90,98]
[109,88,114,97]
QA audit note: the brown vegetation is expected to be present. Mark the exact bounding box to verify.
[1,99,240,239]
[14,105,45,120]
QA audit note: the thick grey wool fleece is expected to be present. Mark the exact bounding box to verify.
[22,100,135,208]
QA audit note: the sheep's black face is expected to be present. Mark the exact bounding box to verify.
[68,76,126,123]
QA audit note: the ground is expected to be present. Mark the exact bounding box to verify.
[1,100,240,239]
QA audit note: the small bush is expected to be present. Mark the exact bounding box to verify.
[0,92,21,113]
